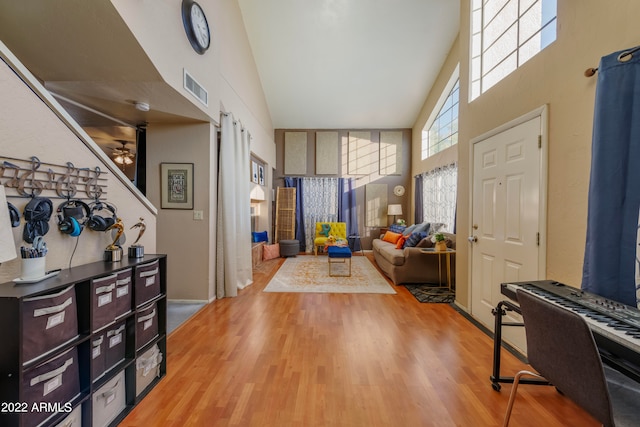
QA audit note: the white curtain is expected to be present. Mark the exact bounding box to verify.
[421,163,457,232]
[216,113,252,298]
[302,177,338,253]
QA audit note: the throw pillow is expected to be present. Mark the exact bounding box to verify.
[404,231,427,248]
[262,243,280,260]
[412,222,431,235]
[402,224,417,236]
[382,231,402,244]
[388,224,406,234]
[252,230,268,243]
[320,223,331,237]
[395,235,407,249]
[416,237,433,248]
[427,223,446,235]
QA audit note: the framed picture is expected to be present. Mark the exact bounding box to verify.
[251,160,259,183]
[258,164,265,186]
[161,163,194,209]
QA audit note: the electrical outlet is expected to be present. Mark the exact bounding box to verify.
[193,210,204,220]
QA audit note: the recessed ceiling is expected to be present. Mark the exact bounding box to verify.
[238,0,459,129]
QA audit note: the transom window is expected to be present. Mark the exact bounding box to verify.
[421,79,459,160]
[470,0,557,100]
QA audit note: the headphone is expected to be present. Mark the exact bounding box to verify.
[87,201,118,232]
[57,199,90,237]
[8,202,20,227]
[23,197,53,243]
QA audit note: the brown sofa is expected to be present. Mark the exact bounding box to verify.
[372,232,456,285]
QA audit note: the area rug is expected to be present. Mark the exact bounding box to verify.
[263,256,396,294]
[404,284,455,303]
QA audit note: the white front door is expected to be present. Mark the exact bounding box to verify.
[470,115,545,353]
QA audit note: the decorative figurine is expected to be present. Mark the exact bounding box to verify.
[128,217,146,258]
[104,217,124,262]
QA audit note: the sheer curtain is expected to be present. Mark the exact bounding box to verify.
[421,163,457,232]
[302,177,338,253]
[216,113,252,298]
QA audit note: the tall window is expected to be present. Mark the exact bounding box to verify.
[421,164,457,232]
[470,0,557,100]
[421,76,459,160]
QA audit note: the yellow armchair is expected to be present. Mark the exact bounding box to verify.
[314,222,347,255]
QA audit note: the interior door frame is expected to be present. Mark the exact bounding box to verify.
[467,105,549,316]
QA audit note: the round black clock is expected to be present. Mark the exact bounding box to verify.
[181,0,211,55]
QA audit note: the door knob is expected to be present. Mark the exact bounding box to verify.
[468,235,478,243]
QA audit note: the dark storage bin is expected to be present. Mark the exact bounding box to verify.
[22,347,80,427]
[22,285,78,364]
[135,260,160,307]
[105,322,126,371]
[136,302,158,350]
[92,370,126,427]
[115,268,132,319]
[91,274,116,331]
[91,334,106,381]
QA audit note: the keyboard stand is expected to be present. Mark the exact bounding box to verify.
[490,300,550,391]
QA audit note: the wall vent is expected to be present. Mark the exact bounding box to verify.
[183,69,208,106]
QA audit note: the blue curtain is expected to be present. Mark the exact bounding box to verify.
[414,175,423,224]
[582,46,640,307]
[284,177,306,252]
[338,178,359,251]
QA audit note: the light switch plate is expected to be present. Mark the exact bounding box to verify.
[193,210,204,220]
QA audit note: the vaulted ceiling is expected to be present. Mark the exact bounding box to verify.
[238,0,460,129]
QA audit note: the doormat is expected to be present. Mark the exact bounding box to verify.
[404,284,455,303]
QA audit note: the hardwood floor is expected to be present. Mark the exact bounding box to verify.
[121,254,599,427]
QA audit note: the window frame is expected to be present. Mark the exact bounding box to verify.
[421,65,460,160]
[470,0,557,101]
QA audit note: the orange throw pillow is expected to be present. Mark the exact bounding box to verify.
[395,235,407,249]
[382,231,402,244]
[263,243,280,260]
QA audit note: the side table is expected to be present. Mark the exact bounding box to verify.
[419,248,456,291]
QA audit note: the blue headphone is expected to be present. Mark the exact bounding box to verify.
[57,200,90,237]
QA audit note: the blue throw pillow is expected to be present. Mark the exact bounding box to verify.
[388,224,406,234]
[252,231,268,243]
[402,224,417,236]
[404,231,427,248]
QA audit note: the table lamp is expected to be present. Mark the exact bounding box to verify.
[387,204,403,225]
[0,185,17,265]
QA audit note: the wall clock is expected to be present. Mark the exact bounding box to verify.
[393,185,405,197]
[182,0,211,55]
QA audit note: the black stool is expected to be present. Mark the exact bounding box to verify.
[279,240,299,257]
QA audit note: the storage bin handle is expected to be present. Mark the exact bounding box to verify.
[99,379,121,400]
[93,335,104,346]
[137,309,156,323]
[29,357,73,386]
[32,297,73,318]
[107,325,125,337]
[139,267,159,278]
[95,283,116,294]
[117,276,131,285]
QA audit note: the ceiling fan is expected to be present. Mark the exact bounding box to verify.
[111,140,135,169]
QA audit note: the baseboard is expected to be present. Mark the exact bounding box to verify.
[167,299,209,304]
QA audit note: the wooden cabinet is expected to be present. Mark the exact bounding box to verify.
[0,255,167,427]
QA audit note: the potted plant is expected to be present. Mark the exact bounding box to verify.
[432,232,447,252]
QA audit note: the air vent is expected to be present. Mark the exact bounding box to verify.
[183,69,208,106]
